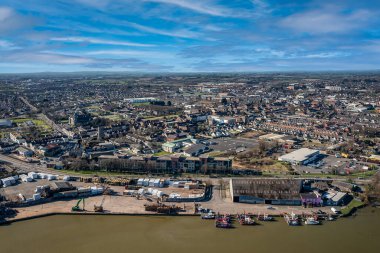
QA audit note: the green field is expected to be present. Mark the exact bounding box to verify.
[207,151,226,157]
[153,151,171,156]
[11,118,33,123]
[10,117,52,132]
[260,169,378,179]
[57,169,147,177]
[133,102,150,107]
[143,114,178,121]
[85,105,101,109]
[101,114,123,121]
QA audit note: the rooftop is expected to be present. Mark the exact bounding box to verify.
[230,178,302,200]
[279,148,319,162]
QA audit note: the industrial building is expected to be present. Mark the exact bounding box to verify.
[278,148,320,165]
[0,119,12,128]
[229,178,302,205]
[124,97,157,103]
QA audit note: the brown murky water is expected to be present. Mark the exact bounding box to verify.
[1,208,379,253]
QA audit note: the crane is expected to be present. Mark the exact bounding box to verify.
[94,195,106,212]
[72,198,85,212]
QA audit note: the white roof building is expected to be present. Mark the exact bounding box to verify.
[278,148,320,165]
[0,119,12,127]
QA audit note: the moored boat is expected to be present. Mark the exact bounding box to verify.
[284,212,301,226]
[202,212,216,219]
[215,214,234,229]
[326,215,336,221]
[304,217,320,225]
[215,221,233,229]
[258,213,274,221]
[239,215,256,225]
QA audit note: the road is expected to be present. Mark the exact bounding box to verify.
[0,153,375,186]
[0,154,50,174]
[19,96,38,112]
[19,96,74,137]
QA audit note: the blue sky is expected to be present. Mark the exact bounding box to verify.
[0,0,380,73]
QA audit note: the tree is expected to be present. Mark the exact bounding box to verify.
[68,159,90,171]
[366,173,380,202]
[258,140,267,157]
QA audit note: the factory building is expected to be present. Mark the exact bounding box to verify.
[0,119,12,128]
[229,178,302,205]
[278,148,320,165]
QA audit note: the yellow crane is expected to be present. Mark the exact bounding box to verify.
[94,195,106,212]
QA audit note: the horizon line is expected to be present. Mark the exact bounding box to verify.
[1,69,380,76]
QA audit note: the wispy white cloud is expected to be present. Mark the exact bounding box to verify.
[1,0,380,72]
[302,52,350,58]
[0,50,173,70]
[362,40,380,53]
[144,0,241,17]
[124,21,200,38]
[75,0,111,8]
[85,49,175,58]
[0,6,13,21]
[254,48,285,57]
[280,8,372,34]
[50,37,154,47]
[44,23,142,37]
[0,6,39,33]
[0,40,15,49]
[2,52,94,64]
[250,0,272,16]
[203,24,224,32]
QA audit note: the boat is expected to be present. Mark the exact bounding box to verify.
[215,221,233,229]
[288,219,300,226]
[202,212,216,219]
[239,215,256,225]
[258,213,274,221]
[326,215,336,221]
[304,217,320,225]
[219,214,232,223]
[215,217,233,229]
[284,212,300,226]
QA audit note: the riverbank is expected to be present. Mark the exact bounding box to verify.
[341,199,366,216]
[2,194,335,225]
[1,208,380,253]
[1,211,200,225]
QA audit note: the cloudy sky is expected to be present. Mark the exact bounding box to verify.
[1,0,380,73]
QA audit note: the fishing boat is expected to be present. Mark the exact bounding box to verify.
[239,215,256,225]
[215,217,233,229]
[215,221,233,229]
[219,214,233,223]
[304,217,320,225]
[326,215,336,221]
[258,213,274,221]
[201,212,216,219]
[284,212,300,226]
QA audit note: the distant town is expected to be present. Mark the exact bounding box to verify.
[1,72,379,226]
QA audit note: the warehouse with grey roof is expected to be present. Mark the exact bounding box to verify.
[278,148,320,165]
[229,178,302,205]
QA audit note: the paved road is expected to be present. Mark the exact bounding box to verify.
[19,96,74,137]
[19,96,38,112]
[0,154,49,173]
[0,153,375,186]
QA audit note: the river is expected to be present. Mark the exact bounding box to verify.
[1,208,379,253]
